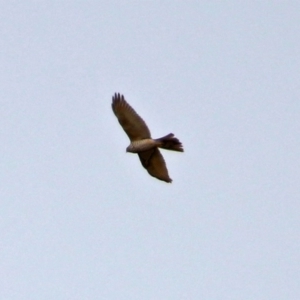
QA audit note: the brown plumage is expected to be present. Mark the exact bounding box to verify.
[155,133,183,152]
[111,93,183,183]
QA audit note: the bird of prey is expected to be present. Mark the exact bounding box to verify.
[111,93,183,183]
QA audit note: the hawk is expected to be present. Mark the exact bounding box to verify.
[112,93,183,183]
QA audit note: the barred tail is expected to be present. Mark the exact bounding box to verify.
[155,133,184,152]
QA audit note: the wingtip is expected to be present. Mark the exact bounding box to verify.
[112,93,125,104]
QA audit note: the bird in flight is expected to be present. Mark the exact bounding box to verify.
[112,93,183,183]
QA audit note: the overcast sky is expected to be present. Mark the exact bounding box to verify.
[1,2,300,299]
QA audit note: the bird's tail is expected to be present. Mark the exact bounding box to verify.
[155,133,184,152]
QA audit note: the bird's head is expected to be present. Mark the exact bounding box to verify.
[126,144,135,153]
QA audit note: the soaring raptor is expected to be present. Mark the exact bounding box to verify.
[112,93,183,183]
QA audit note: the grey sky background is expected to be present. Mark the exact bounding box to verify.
[1,2,299,299]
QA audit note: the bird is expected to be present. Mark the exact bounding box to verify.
[111,93,183,183]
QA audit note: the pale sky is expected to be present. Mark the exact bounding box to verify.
[1,2,300,299]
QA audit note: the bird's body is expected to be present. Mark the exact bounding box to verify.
[111,93,183,183]
[126,139,158,153]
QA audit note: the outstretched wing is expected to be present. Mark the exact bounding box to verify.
[112,93,151,141]
[138,148,172,183]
